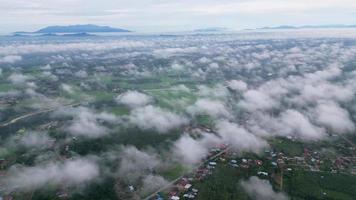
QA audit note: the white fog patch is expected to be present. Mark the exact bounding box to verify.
[117,146,160,181]
[74,70,88,78]
[239,90,278,111]
[216,120,267,153]
[4,158,99,191]
[188,98,231,119]
[42,71,58,81]
[61,84,74,94]
[314,102,355,133]
[240,176,289,200]
[116,90,153,108]
[62,107,118,138]
[197,84,229,99]
[0,41,151,56]
[278,110,325,140]
[129,105,188,133]
[171,63,185,71]
[18,132,53,148]
[0,55,22,63]
[8,73,31,85]
[227,80,248,92]
[140,175,169,195]
[173,134,216,165]
[170,84,191,93]
[297,83,354,105]
[153,47,198,57]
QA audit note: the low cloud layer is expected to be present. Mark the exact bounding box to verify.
[4,158,99,191]
[0,55,22,63]
[117,146,160,181]
[56,107,118,138]
[116,90,153,108]
[18,131,53,148]
[188,98,231,119]
[140,175,169,194]
[227,80,248,92]
[129,105,188,133]
[314,101,355,133]
[240,176,289,200]
[173,134,212,165]
[216,120,268,153]
[8,73,31,85]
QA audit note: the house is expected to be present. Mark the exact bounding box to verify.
[184,184,192,190]
[255,160,263,165]
[128,185,134,192]
[183,193,195,199]
[171,196,180,200]
[257,171,268,176]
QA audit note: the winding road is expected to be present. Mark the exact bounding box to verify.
[0,102,81,128]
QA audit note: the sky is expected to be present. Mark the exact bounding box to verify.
[0,0,356,33]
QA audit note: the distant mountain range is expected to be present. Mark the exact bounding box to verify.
[258,24,356,30]
[193,27,228,32]
[14,24,131,34]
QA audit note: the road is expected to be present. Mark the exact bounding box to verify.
[143,147,231,200]
[0,102,81,128]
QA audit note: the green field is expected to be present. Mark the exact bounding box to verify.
[284,170,356,200]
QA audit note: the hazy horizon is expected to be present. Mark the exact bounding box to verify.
[1,0,355,34]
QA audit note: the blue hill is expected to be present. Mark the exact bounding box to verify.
[259,24,356,30]
[14,24,131,34]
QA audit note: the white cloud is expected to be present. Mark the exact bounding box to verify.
[74,70,88,78]
[278,110,325,140]
[8,73,31,85]
[227,80,248,92]
[171,63,185,71]
[216,120,267,153]
[117,146,160,181]
[171,84,191,93]
[239,90,278,111]
[0,41,150,56]
[61,83,74,94]
[0,55,22,63]
[4,158,99,191]
[63,107,117,138]
[314,101,355,133]
[240,176,289,200]
[129,105,188,133]
[188,98,231,119]
[197,84,229,99]
[173,134,211,165]
[116,90,152,108]
[140,175,169,194]
[18,131,53,148]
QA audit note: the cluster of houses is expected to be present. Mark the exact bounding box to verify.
[266,146,356,175]
[153,143,275,200]
[166,178,199,200]
[333,157,356,172]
